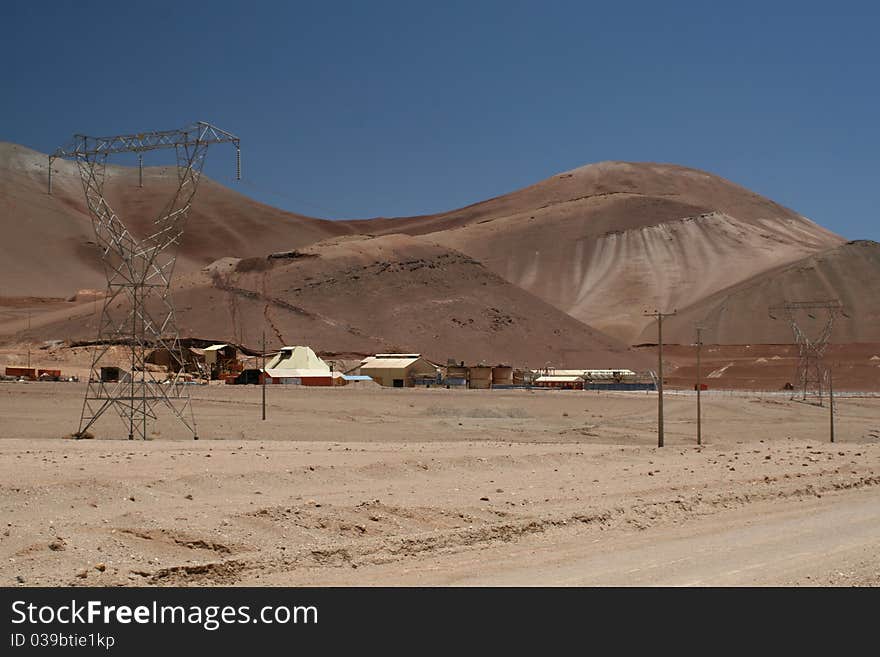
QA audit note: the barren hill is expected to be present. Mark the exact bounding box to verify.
[648,240,880,345]
[357,162,844,343]
[21,234,651,368]
[0,142,351,299]
[4,142,874,369]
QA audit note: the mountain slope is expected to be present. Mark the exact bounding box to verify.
[649,240,880,345]
[3,143,867,361]
[0,142,352,299]
[360,162,844,343]
[21,234,652,368]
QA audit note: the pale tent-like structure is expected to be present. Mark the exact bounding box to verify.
[264,346,342,385]
[266,346,330,373]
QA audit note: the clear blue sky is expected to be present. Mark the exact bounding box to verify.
[2,1,878,240]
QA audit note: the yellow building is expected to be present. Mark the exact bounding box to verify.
[358,354,438,387]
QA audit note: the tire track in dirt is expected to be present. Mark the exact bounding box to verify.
[211,274,377,342]
[128,473,880,585]
[261,271,285,345]
[117,528,241,555]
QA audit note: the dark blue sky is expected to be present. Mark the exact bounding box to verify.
[3,1,878,239]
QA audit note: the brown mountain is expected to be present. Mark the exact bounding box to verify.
[357,161,845,343]
[649,240,880,345]
[0,142,351,299]
[3,142,875,372]
[17,233,651,368]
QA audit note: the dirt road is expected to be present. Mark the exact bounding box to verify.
[359,489,880,586]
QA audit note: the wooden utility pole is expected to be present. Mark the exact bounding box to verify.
[261,331,267,421]
[696,325,704,446]
[644,309,677,447]
[828,369,834,443]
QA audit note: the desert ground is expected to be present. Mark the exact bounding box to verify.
[1,382,878,587]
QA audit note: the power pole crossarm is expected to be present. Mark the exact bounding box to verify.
[50,122,240,158]
[48,122,241,193]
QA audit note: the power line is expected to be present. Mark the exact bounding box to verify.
[219,174,343,218]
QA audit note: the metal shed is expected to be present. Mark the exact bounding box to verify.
[534,375,585,390]
[359,354,439,387]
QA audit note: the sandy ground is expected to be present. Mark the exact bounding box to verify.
[1,383,878,587]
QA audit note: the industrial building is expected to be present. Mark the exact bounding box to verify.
[145,346,203,375]
[3,366,66,382]
[467,365,493,389]
[439,361,517,389]
[534,374,586,389]
[443,361,469,388]
[201,344,240,380]
[533,369,654,390]
[5,366,37,380]
[358,354,439,387]
[263,346,344,386]
[492,366,514,387]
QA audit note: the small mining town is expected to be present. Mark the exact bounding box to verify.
[3,343,656,391]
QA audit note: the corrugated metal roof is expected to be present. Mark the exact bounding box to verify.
[535,375,583,383]
[544,369,636,377]
[583,369,636,376]
[361,357,423,369]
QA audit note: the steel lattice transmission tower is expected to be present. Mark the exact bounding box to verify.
[49,122,241,439]
[768,300,844,403]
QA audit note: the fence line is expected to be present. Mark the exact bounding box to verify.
[656,389,880,399]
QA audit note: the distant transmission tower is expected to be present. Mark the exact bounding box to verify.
[49,122,241,439]
[768,300,844,403]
